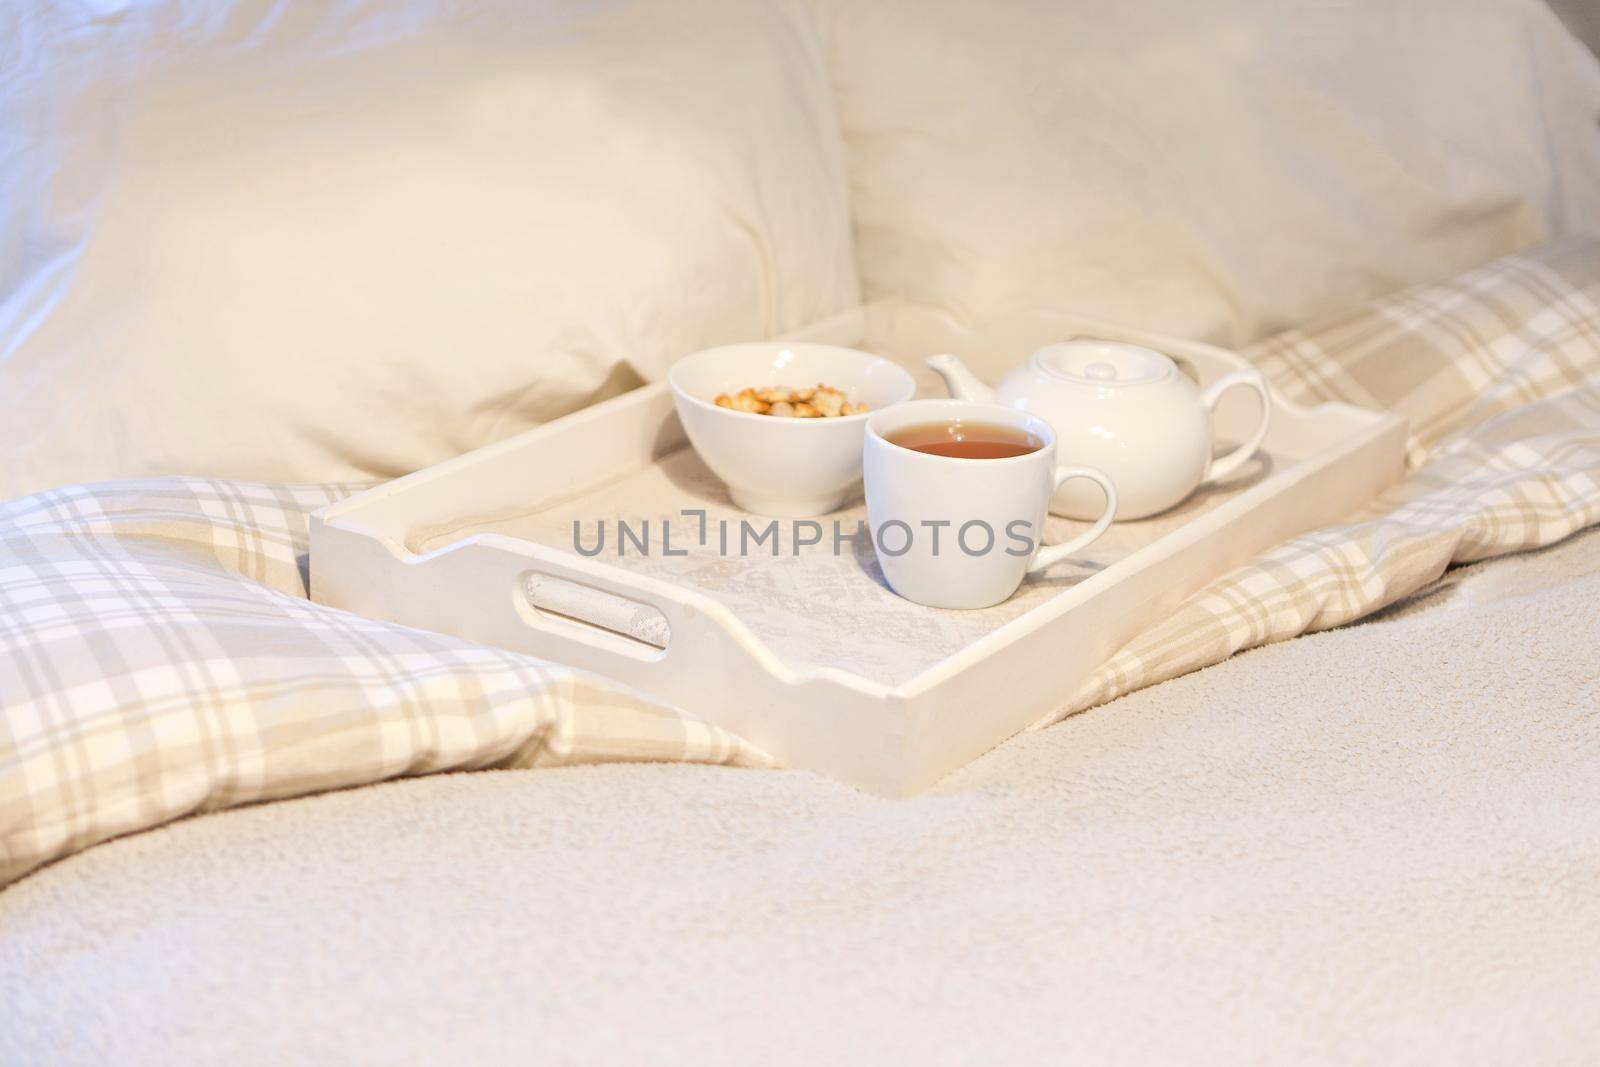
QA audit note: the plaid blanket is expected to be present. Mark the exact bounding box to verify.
[4,239,1600,886]
[0,484,764,886]
[1050,237,1600,721]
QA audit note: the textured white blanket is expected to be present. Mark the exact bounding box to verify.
[3,524,1595,1064]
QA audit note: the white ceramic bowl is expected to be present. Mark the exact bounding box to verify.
[668,342,916,516]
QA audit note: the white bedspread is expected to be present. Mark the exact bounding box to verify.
[2,523,1596,1063]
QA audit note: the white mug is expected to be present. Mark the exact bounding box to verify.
[863,399,1118,609]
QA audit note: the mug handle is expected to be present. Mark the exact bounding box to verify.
[1027,467,1118,575]
[1200,370,1273,485]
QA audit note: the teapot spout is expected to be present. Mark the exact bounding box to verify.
[926,354,994,403]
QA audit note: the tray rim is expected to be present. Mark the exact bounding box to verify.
[313,307,1407,701]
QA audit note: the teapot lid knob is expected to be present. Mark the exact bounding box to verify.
[1030,340,1174,386]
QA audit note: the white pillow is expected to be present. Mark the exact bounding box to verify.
[825,0,1600,368]
[0,0,857,499]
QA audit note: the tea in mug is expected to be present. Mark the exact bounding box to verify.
[884,421,1043,460]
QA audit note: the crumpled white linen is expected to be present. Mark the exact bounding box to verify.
[826,0,1600,370]
[0,0,858,499]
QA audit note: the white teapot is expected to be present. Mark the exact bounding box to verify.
[928,340,1271,520]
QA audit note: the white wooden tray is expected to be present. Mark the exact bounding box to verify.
[309,306,1407,795]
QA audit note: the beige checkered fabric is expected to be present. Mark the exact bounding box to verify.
[0,481,763,885]
[1048,237,1600,722]
[4,239,1599,886]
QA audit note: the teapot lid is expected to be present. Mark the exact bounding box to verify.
[1029,340,1173,386]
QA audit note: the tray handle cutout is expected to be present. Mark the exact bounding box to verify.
[518,573,671,654]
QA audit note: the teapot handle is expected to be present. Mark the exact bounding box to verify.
[1200,370,1272,485]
